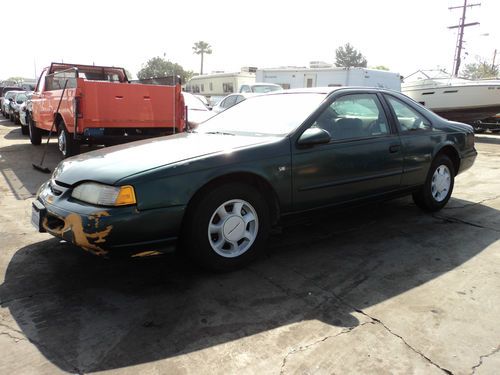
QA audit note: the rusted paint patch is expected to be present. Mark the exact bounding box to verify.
[131,250,163,258]
[89,211,110,229]
[43,212,113,255]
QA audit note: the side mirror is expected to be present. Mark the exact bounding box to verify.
[297,127,331,147]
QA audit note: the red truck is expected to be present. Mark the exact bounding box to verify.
[29,63,185,157]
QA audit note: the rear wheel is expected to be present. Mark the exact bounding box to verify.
[57,122,80,158]
[183,183,270,271]
[28,116,42,145]
[413,154,455,212]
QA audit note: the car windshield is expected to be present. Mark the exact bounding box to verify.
[251,85,282,93]
[183,93,208,111]
[199,93,326,136]
[16,94,27,102]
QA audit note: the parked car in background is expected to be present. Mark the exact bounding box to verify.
[32,87,476,271]
[211,93,258,114]
[19,92,33,135]
[183,92,216,128]
[1,90,22,118]
[9,91,31,124]
[0,86,25,117]
[238,82,282,93]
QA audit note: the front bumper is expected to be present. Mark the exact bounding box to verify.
[458,148,477,175]
[34,181,185,257]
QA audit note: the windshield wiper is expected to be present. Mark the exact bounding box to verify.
[205,131,235,136]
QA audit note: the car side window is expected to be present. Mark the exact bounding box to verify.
[223,95,238,109]
[240,85,251,93]
[312,93,390,141]
[385,95,432,132]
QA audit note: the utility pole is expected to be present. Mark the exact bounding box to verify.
[448,0,480,76]
[493,49,497,70]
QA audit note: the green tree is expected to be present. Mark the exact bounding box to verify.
[372,65,390,71]
[124,69,134,80]
[192,41,213,75]
[6,76,24,84]
[137,57,193,83]
[335,43,367,68]
[462,59,498,80]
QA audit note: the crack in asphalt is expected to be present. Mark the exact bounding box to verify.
[271,260,455,375]
[433,214,500,233]
[471,345,500,374]
[279,321,374,375]
[0,331,26,342]
[0,321,83,374]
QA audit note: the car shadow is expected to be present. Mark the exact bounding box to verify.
[1,197,497,373]
[3,126,27,140]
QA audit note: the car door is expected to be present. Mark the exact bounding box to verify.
[382,94,442,188]
[292,92,403,211]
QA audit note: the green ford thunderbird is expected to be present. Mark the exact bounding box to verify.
[32,87,477,270]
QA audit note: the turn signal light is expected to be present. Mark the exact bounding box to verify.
[115,185,137,206]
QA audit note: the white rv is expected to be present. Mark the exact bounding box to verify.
[256,67,401,91]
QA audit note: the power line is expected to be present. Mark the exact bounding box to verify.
[448,0,481,76]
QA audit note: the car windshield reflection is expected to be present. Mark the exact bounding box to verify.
[199,93,326,136]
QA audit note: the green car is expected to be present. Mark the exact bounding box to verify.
[32,88,477,271]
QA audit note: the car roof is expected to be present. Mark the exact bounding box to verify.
[264,86,400,95]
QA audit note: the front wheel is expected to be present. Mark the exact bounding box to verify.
[413,154,455,212]
[183,183,270,271]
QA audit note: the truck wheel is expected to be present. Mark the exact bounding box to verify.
[57,123,80,158]
[28,117,42,145]
[183,183,270,272]
[412,154,455,212]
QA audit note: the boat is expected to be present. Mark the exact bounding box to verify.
[402,70,500,124]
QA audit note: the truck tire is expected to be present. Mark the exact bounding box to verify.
[57,122,80,158]
[28,117,42,145]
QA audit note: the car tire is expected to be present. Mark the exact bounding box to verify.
[183,183,270,271]
[412,154,455,212]
[28,116,42,145]
[21,123,29,135]
[57,122,80,158]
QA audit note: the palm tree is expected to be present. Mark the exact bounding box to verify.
[192,41,213,75]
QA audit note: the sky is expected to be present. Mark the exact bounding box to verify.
[1,0,498,81]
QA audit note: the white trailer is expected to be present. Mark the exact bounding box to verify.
[256,67,401,91]
[185,70,256,99]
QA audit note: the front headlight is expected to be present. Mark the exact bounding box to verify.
[71,182,136,206]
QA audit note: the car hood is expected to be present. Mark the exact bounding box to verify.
[52,132,280,186]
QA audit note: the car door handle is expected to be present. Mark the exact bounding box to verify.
[389,144,401,153]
